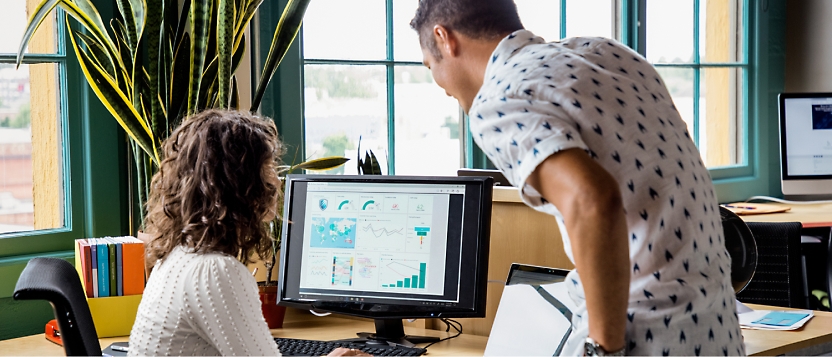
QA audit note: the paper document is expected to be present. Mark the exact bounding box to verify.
[739,309,813,330]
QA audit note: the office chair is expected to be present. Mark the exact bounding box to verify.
[720,207,758,293]
[13,257,101,356]
[735,220,806,308]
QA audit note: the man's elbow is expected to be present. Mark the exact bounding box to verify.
[568,184,624,221]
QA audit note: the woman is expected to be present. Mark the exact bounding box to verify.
[129,110,364,356]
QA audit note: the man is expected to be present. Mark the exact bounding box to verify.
[410,1,745,355]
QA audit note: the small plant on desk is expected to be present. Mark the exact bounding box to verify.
[258,156,349,328]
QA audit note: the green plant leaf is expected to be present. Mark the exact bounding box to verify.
[230,75,239,109]
[57,0,122,69]
[116,0,139,49]
[68,26,159,165]
[168,33,190,127]
[291,157,350,172]
[217,0,235,108]
[197,56,218,110]
[250,0,310,111]
[146,0,165,137]
[234,0,264,50]
[187,0,211,114]
[75,31,115,78]
[16,0,62,66]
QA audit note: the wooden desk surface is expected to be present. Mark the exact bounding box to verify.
[0,317,486,356]
[738,202,832,227]
[4,308,832,356]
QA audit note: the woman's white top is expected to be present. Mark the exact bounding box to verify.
[129,246,281,356]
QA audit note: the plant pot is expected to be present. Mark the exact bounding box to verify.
[258,284,286,329]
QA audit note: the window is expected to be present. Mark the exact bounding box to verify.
[0,2,64,235]
[0,0,129,258]
[275,0,754,185]
[645,0,746,169]
[301,0,460,175]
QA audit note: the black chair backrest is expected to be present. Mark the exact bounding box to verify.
[13,257,101,356]
[736,221,806,309]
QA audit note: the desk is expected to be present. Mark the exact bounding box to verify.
[740,202,832,228]
[3,308,832,356]
[0,317,486,356]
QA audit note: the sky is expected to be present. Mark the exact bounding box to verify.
[0,1,33,55]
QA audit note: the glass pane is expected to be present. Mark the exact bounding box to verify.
[394,66,460,176]
[656,67,695,137]
[303,0,386,60]
[700,67,743,167]
[646,0,693,63]
[393,0,422,62]
[565,0,614,38]
[0,1,59,54]
[515,0,561,42]
[700,0,743,63]
[304,65,388,174]
[0,63,64,234]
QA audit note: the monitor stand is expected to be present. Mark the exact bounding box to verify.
[338,319,440,348]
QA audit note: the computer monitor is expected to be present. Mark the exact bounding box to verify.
[277,175,493,346]
[779,93,832,199]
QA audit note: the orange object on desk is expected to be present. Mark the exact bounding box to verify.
[44,319,61,346]
[722,203,791,215]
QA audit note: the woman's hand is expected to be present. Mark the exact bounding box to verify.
[327,347,372,356]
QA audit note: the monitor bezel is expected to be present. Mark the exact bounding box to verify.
[779,92,832,181]
[276,174,493,319]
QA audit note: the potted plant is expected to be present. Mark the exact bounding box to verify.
[18,0,349,328]
[258,156,348,328]
[17,0,318,229]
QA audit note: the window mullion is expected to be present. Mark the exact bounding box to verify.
[386,0,395,175]
[692,0,701,146]
[560,0,567,39]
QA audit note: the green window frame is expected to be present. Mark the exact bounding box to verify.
[261,0,784,202]
[0,1,130,335]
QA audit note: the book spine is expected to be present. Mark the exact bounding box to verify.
[97,239,109,297]
[81,240,93,298]
[116,241,123,296]
[108,238,117,297]
[90,239,98,298]
[122,237,147,295]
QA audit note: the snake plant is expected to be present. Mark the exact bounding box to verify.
[17,0,347,229]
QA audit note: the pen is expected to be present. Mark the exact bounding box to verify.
[724,204,756,210]
[110,345,129,352]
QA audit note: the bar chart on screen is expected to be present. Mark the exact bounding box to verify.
[379,258,428,290]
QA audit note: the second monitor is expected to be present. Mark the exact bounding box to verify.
[277,175,493,346]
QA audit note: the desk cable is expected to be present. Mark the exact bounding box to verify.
[423,318,463,349]
[745,195,832,205]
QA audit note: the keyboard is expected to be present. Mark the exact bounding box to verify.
[274,337,427,356]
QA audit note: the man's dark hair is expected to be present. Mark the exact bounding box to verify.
[410,0,524,59]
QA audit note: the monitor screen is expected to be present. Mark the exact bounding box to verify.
[779,93,832,197]
[277,175,492,344]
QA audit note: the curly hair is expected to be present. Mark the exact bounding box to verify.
[144,109,283,266]
[410,0,524,59]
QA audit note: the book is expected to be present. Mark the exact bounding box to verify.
[78,239,93,298]
[116,240,123,296]
[90,238,99,298]
[117,236,146,296]
[97,238,110,297]
[106,237,117,297]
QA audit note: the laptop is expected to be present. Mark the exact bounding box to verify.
[484,264,576,356]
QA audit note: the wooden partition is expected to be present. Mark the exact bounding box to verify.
[427,187,572,336]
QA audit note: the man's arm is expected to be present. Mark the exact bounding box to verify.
[527,148,629,352]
